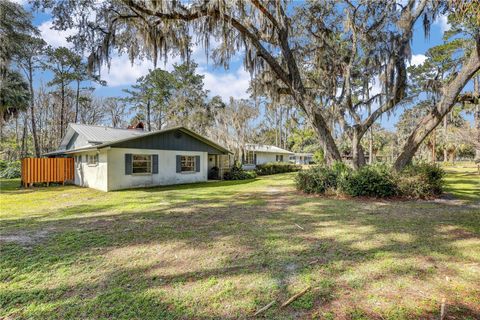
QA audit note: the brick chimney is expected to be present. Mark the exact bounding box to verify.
[127,121,144,131]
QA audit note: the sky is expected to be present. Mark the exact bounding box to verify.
[15,0,458,130]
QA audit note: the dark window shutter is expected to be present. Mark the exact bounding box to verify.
[195,155,201,172]
[96,154,99,163]
[254,153,257,165]
[176,155,181,173]
[152,154,158,174]
[125,153,132,175]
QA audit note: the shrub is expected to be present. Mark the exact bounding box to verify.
[295,166,338,194]
[223,163,257,180]
[0,160,21,179]
[296,162,445,199]
[295,161,350,194]
[208,166,219,180]
[338,164,397,198]
[255,162,301,176]
[396,163,444,198]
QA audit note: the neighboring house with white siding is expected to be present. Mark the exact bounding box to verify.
[45,123,231,191]
[242,144,294,170]
[290,153,314,165]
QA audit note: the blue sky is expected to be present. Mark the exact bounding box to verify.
[15,0,460,130]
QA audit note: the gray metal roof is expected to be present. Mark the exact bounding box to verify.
[69,123,146,144]
[245,144,294,154]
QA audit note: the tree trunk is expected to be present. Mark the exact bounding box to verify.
[443,115,448,162]
[146,99,151,131]
[474,76,480,161]
[28,61,40,157]
[431,132,436,163]
[60,83,65,139]
[394,44,480,171]
[310,109,342,164]
[351,129,366,169]
[20,114,28,158]
[75,79,80,123]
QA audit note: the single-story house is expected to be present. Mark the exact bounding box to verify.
[242,144,294,170]
[290,153,314,165]
[45,123,231,191]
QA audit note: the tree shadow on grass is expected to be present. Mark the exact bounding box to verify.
[1,186,479,319]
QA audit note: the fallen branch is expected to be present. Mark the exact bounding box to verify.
[281,286,311,308]
[253,300,275,316]
[295,224,304,230]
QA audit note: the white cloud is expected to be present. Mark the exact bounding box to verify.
[200,67,251,100]
[10,0,28,4]
[100,55,155,87]
[434,14,451,33]
[38,20,75,48]
[409,54,427,66]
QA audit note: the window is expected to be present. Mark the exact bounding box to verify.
[245,151,255,164]
[276,155,284,162]
[132,154,152,174]
[181,155,195,172]
[87,154,99,166]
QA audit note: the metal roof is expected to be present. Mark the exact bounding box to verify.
[69,123,146,144]
[45,125,231,156]
[245,144,294,154]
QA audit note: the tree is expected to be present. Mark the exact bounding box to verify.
[15,35,46,157]
[0,0,36,122]
[42,47,82,138]
[393,12,480,170]
[0,69,30,121]
[123,68,174,131]
[104,97,127,128]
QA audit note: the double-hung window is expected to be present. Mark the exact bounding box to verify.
[87,154,99,166]
[181,155,195,172]
[132,154,152,174]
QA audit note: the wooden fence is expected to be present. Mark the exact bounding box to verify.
[21,158,74,187]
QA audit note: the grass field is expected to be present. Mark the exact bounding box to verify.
[0,163,479,319]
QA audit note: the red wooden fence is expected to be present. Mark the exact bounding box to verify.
[21,158,74,187]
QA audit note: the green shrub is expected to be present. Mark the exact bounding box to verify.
[338,164,397,198]
[223,163,257,180]
[397,163,444,198]
[0,160,21,179]
[295,161,350,194]
[295,166,338,194]
[296,162,445,199]
[255,162,301,175]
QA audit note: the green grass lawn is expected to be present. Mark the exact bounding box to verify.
[0,165,479,319]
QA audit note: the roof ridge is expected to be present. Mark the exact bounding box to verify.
[69,123,140,132]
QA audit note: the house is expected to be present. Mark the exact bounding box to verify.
[290,153,314,165]
[242,144,294,169]
[45,123,231,191]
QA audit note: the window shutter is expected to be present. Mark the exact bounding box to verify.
[125,153,132,175]
[254,153,257,165]
[152,154,158,174]
[96,154,99,163]
[176,155,181,173]
[195,155,201,172]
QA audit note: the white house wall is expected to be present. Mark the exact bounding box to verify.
[256,152,288,165]
[73,150,109,192]
[107,148,208,191]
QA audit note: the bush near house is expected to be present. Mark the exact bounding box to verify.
[255,162,301,176]
[296,162,444,199]
[0,160,21,179]
[223,163,257,180]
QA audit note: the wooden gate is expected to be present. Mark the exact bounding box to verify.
[21,158,74,187]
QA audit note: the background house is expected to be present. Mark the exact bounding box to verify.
[242,144,294,170]
[46,124,231,191]
[290,153,314,165]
